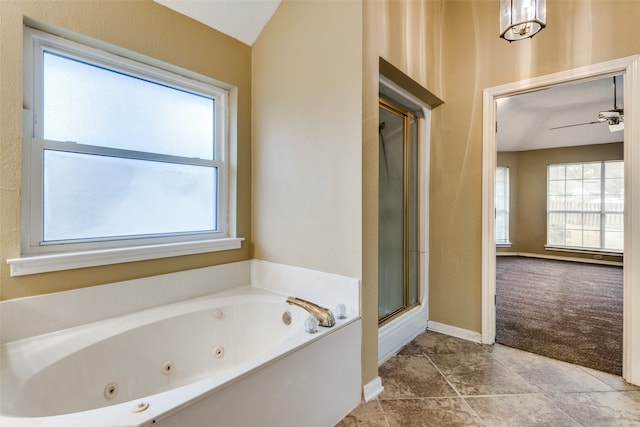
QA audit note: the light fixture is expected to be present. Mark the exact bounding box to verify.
[500,0,546,42]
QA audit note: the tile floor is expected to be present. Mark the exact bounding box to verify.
[336,331,640,427]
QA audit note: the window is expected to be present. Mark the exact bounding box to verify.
[547,160,624,252]
[495,166,510,245]
[12,27,240,275]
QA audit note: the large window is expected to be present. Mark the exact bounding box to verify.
[495,166,510,245]
[13,27,238,275]
[547,160,624,252]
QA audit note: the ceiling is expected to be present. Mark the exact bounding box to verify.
[497,75,624,152]
[154,1,624,153]
[154,0,281,46]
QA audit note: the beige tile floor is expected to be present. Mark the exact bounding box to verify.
[337,331,640,427]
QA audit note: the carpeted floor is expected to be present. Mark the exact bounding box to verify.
[496,256,623,375]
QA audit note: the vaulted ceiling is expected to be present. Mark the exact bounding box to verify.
[154,1,624,154]
[497,75,624,152]
[154,0,280,46]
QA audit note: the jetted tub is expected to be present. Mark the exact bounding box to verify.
[0,285,361,427]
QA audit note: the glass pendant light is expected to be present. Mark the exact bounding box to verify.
[500,0,546,41]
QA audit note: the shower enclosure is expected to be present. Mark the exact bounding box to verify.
[378,98,420,324]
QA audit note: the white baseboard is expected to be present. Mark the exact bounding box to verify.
[496,251,622,266]
[427,321,482,343]
[363,376,384,402]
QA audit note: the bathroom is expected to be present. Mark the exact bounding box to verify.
[2,0,640,425]
[2,2,364,424]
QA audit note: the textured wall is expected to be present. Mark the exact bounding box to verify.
[251,1,362,278]
[251,0,364,382]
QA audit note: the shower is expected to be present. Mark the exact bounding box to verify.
[378,98,420,324]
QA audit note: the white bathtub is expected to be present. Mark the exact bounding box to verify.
[1,284,361,426]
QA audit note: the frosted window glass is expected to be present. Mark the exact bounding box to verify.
[378,106,405,320]
[43,52,215,160]
[43,150,216,242]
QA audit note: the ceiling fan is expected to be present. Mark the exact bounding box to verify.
[549,76,624,132]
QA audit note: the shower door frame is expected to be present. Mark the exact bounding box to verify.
[377,97,421,326]
[377,74,432,365]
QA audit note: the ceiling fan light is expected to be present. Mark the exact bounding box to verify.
[609,121,624,132]
[599,110,624,121]
[500,0,546,42]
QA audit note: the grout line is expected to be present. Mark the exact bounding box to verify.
[423,351,608,427]
[379,396,471,401]
[539,392,587,427]
[422,353,463,398]
[366,336,635,427]
[574,365,623,391]
[460,392,543,399]
[422,353,489,426]
[373,398,392,427]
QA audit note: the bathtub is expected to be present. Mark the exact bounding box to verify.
[0,284,361,426]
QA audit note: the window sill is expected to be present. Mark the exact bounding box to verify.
[6,238,244,277]
[544,245,623,257]
[496,242,512,248]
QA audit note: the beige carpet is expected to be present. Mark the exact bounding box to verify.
[496,256,623,375]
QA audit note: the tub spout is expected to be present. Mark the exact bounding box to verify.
[286,297,335,327]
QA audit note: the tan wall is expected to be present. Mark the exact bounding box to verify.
[362,0,444,384]
[251,0,362,280]
[251,0,365,380]
[428,0,640,333]
[0,0,252,300]
[498,143,623,262]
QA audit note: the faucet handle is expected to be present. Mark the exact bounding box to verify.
[304,316,319,333]
[335,304,347,319]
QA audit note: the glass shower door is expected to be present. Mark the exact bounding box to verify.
[378,98,420,324]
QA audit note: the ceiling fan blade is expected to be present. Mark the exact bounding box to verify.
[549,121,600,130]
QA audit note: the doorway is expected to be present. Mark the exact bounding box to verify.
[481,56,640,385]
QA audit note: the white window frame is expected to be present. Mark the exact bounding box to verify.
[546,160,624,254]
[495,166,510,246]
[8,27,241,276]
